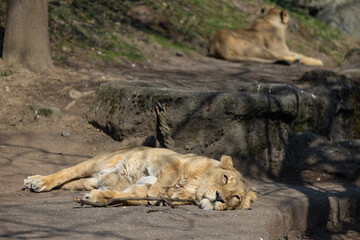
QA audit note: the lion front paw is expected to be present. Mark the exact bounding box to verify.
[23,175,51,192]
[82,189,109,203]
[147,187,163,206]
[147,195,161,206]
[199,198,213,210]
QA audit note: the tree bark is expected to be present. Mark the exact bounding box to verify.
[3,0,53,73]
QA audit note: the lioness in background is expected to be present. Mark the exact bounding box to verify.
[208,6,323,66]
[24,147,256,211]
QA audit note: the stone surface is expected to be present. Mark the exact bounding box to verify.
[286,0,360,38]
[289,133,360,180]
[339,48,360,82]
[87,70,360,179]
[343,48,360,66]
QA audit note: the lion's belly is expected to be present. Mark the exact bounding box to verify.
[92,151,161,190]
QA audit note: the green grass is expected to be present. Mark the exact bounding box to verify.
[87,32,145,62]
[54,55,67,64]
[141,0,247,49]
[29,106,53,120]
[148,34,192,53]
[0,69,12,77]
[38,108,53,117]
[48,0,144,63]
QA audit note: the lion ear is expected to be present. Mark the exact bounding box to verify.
[261,6,270,14]
[281,10,289,24]
[220,155,233,169]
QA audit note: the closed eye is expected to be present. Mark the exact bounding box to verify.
[234,195,242,201]
[223,174,228,184]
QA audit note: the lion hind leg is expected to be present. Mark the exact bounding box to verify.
[261,48,303,64]
[221,46,294,64]
[82,176,157,205]
[59,177,98,191]
[225,55,276,64]
[218,47,275,63]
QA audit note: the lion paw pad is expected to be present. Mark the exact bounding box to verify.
[23,175,48,192]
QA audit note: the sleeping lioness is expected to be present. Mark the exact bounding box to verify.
[208,6,323,66]
[23,147,256,211]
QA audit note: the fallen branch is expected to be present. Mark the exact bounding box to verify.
[74,197,195,208]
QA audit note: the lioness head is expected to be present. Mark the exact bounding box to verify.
[261,6,289,26]
[196,155,256,211]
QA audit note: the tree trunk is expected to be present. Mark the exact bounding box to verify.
[3,0,53,73]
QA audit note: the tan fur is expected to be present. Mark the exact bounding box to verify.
[208,6,323,66]
[23,147,256,211]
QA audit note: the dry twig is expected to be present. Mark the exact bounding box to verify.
[147,209,166,213]
[74,196,195,208]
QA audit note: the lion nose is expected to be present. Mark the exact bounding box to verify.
[215,190,225,203]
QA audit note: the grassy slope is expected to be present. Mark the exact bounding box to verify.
[47,0,249,64]
[0,0,354,65]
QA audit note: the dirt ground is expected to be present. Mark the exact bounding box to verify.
[0,50,359,239]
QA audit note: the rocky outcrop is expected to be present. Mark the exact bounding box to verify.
[286,0,360,38]
[339,48,360,82]
[88,69,360,180]
[292,70,356,140]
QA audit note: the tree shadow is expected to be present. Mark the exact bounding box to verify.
[0,26,4,58]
